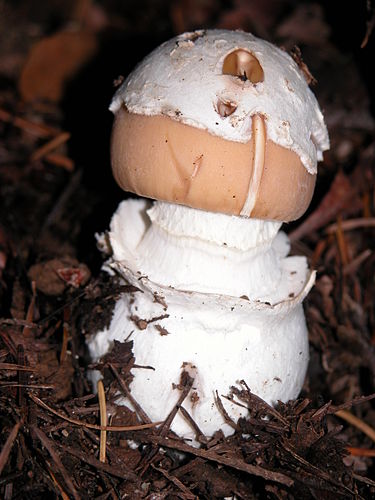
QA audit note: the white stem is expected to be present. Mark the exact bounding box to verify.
[90,199,314,443]
[109,200,296,301]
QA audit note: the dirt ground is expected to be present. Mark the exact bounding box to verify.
[1,0,375,498]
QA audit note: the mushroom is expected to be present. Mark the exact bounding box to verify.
[89,29,329,441]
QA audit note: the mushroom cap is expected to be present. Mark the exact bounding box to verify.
[110,29,329,221]
[112,109,315,221]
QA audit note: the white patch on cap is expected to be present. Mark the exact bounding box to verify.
[110,29,329,174]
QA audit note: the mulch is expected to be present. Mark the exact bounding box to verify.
[1,1,375,498]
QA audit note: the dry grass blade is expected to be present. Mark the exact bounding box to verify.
[97,379,107,463]
[335,217,349,265]
[0,421,22,475]
[47,466,70,500]
[347,446,375,457]
[29,393,160,431]
[45,153,74,171]
[335,409,375,443]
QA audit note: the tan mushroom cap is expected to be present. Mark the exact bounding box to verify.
[111,107,316,222]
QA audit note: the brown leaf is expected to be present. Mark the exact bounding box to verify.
[19,29,97,103]
[28,257,90,296]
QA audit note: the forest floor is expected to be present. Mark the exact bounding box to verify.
[1,0,375,498]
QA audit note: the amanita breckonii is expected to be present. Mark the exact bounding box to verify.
[89,29,329,441]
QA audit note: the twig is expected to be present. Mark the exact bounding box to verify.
[281,439,354,494]
[38,288,88,324]
[159,372,194,438]
[22,280,37,338]
[58,444,139,482]
[335,409,375,443]
[42,169,82,230]
[109,362,151,424]
[353,472,375,487]
[0,471,23,486]
[17,345,26,407]
[178,405,204,439]
[29,393,160,431]
[343,249,372,276]
[151,464,196,499]
[0,319,39,328]
[0,421,22,475]
[0,383,55,389]
[0,363,36,371]
[326,217,375,234]
[237,380,289,427]
[0,107,59,138]
[32,426,79,500]
[133,433,294,487]
[31,132,70,161]
[137,372,195,476]
[330,393,375,413]
[215,390,237,429]
[60,308,70,364]
[97,380,107,463]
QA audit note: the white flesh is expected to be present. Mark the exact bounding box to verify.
[89,200,314,442]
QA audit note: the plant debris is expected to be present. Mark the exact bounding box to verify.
[1,1,375,498]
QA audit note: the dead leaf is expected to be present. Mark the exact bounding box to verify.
[19,29,97,103]
[28,257,90,296]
